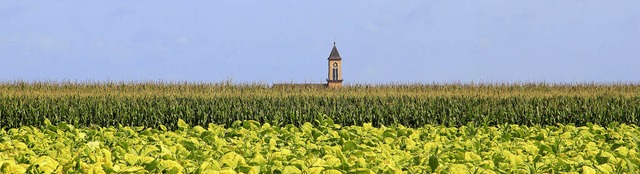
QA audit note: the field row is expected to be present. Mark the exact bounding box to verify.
[2,82,639,98]
[1,95,638,129]
[2,119,639,173]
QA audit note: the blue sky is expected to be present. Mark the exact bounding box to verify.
[1,1,639,84]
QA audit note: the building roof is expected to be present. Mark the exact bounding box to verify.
[328,42,342,60]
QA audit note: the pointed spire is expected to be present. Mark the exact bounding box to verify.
[328,42,342,60]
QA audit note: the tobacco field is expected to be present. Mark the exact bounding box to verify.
[3,119,640,173]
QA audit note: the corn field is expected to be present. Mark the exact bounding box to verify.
[0,81,639,129]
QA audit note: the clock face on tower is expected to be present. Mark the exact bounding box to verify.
[333,62,338,67]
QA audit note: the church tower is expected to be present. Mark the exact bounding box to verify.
[327,42,343,88]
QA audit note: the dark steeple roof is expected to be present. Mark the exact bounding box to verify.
[328,42,342,60]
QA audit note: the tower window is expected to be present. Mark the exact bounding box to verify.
[332,68,339,80]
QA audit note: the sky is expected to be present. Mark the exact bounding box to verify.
[1,1,639,84]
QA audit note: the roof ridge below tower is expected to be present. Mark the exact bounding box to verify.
[328,42,342,60]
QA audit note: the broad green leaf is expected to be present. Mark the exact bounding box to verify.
[237,165,259,174]
[121,166,145,173]
[217,170,237,174]
[447,164,469,174]
[582,166,596,174]
[323,155,341,168]
[1,162,27,174]
[249,154,267,165]
[428,155,439,172]
[322,169,343,174]
[179,139,197,151]
[86,141,101,151]
[309,158,326,167]
[243,120,260,130]
[158,160,184,173]
[348,168,374,174]
[221,152,245,169]
[342,141,359,151]
[57,122,74,131]
[383,167,403,174]
[12,141,28,150]
[124,154,139,166]
[44,118,52,126]
[464,152,481,161]
[31,156,59,174]
[192,126,206,134]
[282,166,301,174]
[177,119,189,130]
[306,167,324,174]
[596,164,613,173]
